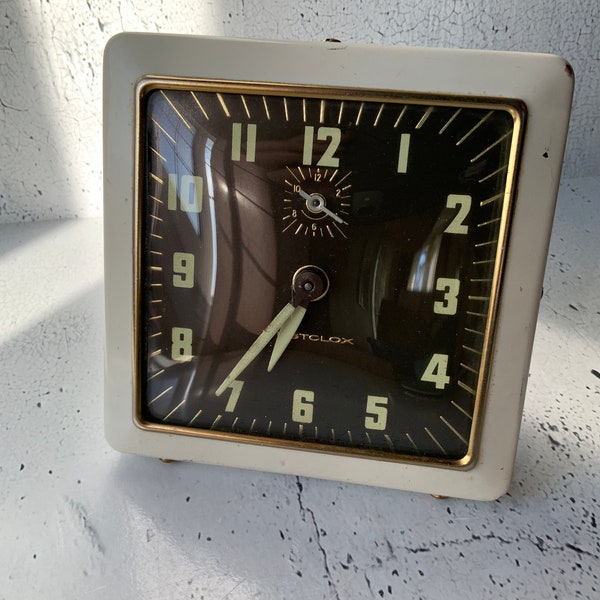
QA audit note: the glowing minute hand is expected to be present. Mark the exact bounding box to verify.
[214,302,298,397]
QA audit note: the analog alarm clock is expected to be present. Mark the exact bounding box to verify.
[103,33,573,499]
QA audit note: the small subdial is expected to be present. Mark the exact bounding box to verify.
[282,166,351,238]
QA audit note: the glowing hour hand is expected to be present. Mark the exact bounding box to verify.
[215,303,295,396]
[267,304,307,372]
[267,266,327,371]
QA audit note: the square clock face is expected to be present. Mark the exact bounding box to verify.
[103,34,573,500]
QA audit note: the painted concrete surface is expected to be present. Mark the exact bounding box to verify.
[1,177,598,599]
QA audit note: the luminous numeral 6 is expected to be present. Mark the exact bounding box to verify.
[292,389,314,423]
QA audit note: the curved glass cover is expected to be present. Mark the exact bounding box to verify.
[137,80,523,465]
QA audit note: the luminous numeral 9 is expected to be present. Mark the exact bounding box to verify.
[173,252,195,288]
[434,277,460,315]
[303,126,341,167]
[171,327,193,362]
[168,174,202,213]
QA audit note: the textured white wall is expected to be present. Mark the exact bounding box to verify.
[0,0,597,223]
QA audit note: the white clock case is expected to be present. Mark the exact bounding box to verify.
[103,33,573,500]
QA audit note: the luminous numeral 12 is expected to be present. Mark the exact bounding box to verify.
[303,126,341,167]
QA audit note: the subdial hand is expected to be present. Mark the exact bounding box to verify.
[298,188,346,224]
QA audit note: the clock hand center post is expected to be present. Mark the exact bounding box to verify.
[298,187,345,224]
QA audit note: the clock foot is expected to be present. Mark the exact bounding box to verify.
[159,458,178,463]
[431,494,449,500]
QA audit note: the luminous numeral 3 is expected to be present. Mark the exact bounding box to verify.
[434,277,460,315]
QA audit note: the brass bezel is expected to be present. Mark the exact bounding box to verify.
[132,77,525,470]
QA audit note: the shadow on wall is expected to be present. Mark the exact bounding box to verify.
[0,0,233,225]
[0,2,81,223]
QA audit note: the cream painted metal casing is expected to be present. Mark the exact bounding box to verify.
[103,33,573,500]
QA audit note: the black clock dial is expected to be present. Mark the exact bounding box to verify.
[137,81,522,464]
